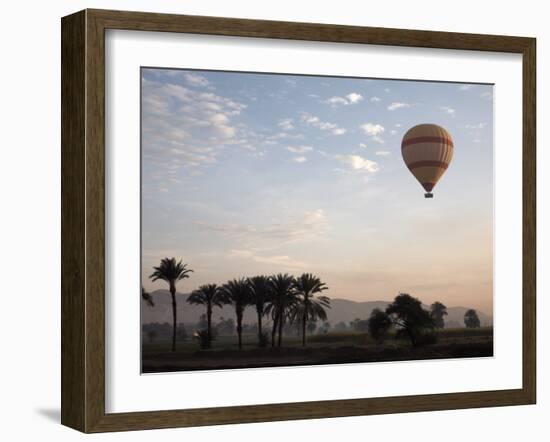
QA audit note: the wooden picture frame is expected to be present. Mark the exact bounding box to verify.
[61,8,536,433]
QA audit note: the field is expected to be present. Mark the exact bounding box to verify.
[141,327,493,373]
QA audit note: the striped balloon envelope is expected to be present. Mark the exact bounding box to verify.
[401,124,454,198]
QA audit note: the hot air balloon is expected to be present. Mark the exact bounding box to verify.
[401,124,454,198]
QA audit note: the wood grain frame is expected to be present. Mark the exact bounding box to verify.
[61,9,536,433]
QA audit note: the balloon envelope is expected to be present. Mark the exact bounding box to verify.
[401,124,453,196]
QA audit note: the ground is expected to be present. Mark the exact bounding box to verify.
[141,327,493,373]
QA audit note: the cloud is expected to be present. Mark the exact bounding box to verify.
[335,154,379,173]
[465,123,487,129]
[184,72,210,87]
[360,123,385,136]
[301,113,347,135]
[370,96,381,102]
[229,249,308,270]
[208,113,236,138]
[278,118,294,131]
[439,106,456,116]
[141,73,251,191]
[346,92,363,103]
[325,96,348,106]
[458,84,474,91]
[387,102,410,111]
[196,209,328,245]
[253,255,308,269]
[375,151,390,156]
[480,91,493,100]
[324,92,363,107]
[359,143,368,149]
[286,145,313,154]
[293,156,307,163]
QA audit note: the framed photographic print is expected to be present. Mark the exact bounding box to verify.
[61,9,536,433]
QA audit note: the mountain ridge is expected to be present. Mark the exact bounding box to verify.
[141,290,492,328]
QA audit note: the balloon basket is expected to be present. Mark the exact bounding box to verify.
[424,192,433,198]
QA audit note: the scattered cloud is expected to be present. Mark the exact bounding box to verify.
[370,96,381,103]
[439,106,456,116]
[332,128,347,135]
[387,102,410,111]
[292,156,307,163]
[465,123,487,129]
[325,96,348,106]
[480,91,493,100]
[301,113,347,135]
[324,92,363,107]
[346,92,363,104]
[359,143,368,149]
[360,123,385,144]
[375,151,391,156]
[183,72,210,87]
[360,123,385,136]
[229,249,308,269]
[458,84,474,91]
[286,145,313,154]
[196,209,328,244]
[335,154,379,173]
[141,74,251,191]
[278,118,294,131]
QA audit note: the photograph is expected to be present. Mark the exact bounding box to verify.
[140,67,494,373]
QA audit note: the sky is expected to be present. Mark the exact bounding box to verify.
[141,67,494,315]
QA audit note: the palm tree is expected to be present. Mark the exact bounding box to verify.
[187,284,223,348]
[248,275,271,346]
[149,258,193,351]
[266,274,297,347]
[292,273,330,346]
[220,278,252,349]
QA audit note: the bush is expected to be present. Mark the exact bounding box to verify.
[416,331,438,346]
[258,331,270,348]
[194,330,212,349]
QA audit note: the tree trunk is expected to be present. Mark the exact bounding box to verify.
[237,310,243,349]
[257,310,263,346]
[302,311,307,347]
[170,284,177,352]
[278,308,284,347]
[302,297,309,347]
[207,304,212,348]
[271,313,279,347]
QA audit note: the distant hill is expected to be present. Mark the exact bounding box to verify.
[141,290,492,328]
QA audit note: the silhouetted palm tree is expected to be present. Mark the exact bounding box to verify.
[187,284,223,347]
[292,273,330,346]
[248,275,271,347]
[149,258,193,351]
[220,278,252,349]
[141,286,154,307]
[266,274,297,347]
